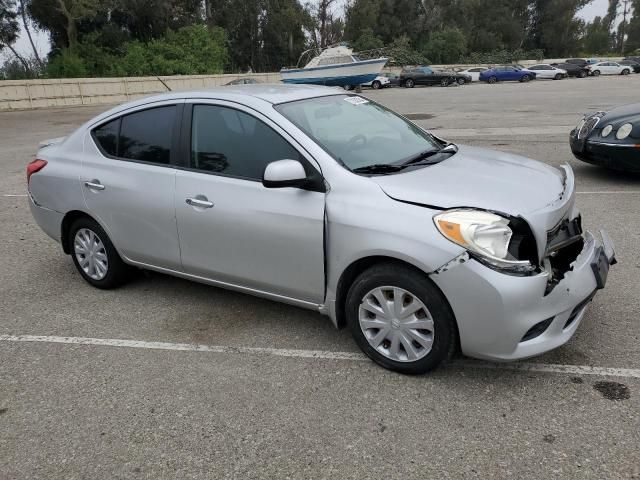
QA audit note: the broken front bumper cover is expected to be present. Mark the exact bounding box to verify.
[430,229,615,361]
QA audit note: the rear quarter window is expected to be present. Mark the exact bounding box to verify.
[92,118,120,157]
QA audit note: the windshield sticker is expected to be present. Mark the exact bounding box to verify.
[344,96,369,105]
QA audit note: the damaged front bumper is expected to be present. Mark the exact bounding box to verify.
[430,229,616,361]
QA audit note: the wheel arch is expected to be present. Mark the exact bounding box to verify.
[60,210,117,256]
[333,255,457,333]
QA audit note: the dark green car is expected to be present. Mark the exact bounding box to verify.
[570,103,640,173]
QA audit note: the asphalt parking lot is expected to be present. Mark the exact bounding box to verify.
[1,76,639,478]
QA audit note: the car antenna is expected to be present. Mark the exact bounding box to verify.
[156,76,172,92]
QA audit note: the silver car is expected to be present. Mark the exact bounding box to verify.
[27,85,615,374]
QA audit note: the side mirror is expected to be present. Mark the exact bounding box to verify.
[262,159,308,189]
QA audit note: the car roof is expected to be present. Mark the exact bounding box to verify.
[88,84,344,126]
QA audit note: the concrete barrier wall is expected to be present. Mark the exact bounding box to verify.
[0,72,282,111]
[0,58,625,111]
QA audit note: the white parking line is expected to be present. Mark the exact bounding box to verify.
[2,334,639,379]
[576,191,640,194]
[2,194,27,197]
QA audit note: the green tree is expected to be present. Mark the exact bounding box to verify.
[525,0,590,56]
[343,0,381,42]
[352,27,384,51]
[583,16,613,54]
[421,27,467,63]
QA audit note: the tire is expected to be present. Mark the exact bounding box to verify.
[622,69,630,75]
[343,84,354,91]
[554,73,562,80]
[345,263,457,375]
[371,80,381,89]
[520,74,530,82]
[457,78,466,85]
[69,217,129,289]
[488,76,497,84]
[404,78,415,88]
[440,78,449,87]
[578,70,587,78]
[592,70,600,77]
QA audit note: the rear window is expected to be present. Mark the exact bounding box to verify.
[93,118,119,157]
[92,106,176,164]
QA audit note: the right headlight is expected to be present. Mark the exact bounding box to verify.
[616,123,633,140]
[601,124,613,137]
[434,209,535,272]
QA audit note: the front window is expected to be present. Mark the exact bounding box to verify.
[275,95,444,172]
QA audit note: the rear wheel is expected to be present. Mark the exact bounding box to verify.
[69,217,129,289]
[554,73,562,80]
[456,77,466,86]
[440,78,450,87]
[592,70,600,76]
[404,78,415,88]
[343,84,354,91]
[488,76,497,84]
[345,263,457,374]
[520,74,530,82]
[371,80,382,89]
[622,69,630,75]
[578,70,587,78]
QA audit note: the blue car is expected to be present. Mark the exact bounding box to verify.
[479,65,536,83]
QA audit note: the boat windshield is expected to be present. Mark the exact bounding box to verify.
[275,95,444,172]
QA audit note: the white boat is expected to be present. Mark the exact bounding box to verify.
[281,45,388,87]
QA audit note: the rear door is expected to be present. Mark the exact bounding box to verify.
[82,102,183,269]
[174,101,326,304]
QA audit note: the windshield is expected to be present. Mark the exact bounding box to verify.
[275,95,442,171]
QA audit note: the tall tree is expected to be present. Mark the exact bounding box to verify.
[17,0,43,67]
[525,0,590,56]
[0,0,31,72]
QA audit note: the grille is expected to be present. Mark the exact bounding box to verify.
[577,114,601,139]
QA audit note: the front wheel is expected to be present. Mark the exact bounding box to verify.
[554,73,562,80]
[520,74,530,82]
[345,263,457,374]
[592,70,600,77]
[69,217,130,289]
[371,80,381,89]
[404,78,415,88]
[487,76,497,84]
[457,77,466,86]
[578,70,587,78]
[622,69,630,75]
[343,84,354,91]
[440,78,450,87]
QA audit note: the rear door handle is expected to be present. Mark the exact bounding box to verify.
[84,180,105,191]
[186,197,214,209]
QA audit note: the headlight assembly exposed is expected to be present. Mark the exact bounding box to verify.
[434,209,535,272]
[616,123,633,140]
[601,124,613,137]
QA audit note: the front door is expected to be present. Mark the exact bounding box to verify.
[174,102,326,304]
[82,103,182,269]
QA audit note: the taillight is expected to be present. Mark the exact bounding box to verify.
[27,159,47,184]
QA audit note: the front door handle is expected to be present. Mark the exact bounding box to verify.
[186,197,214,209]
[84,180,105,191]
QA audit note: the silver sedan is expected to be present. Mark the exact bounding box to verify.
[27,85,615,374]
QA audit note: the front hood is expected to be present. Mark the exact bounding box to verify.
[372,145,573,260]
[373,145,565,215]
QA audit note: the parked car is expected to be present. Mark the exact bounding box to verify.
[586,62,631,76]
[225,78,262,85]
[380,72,401,86]
[570,103,640,173]
[27,85,615,374]
[566,58,589,67]
[456,67,488,82]
[551,62,589,78]
[520,64,568,80]
[361,75,391,89]
[400,66,472,87]
[479,66,536,83]
[618,60,640,73]
[623,56,640,64]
